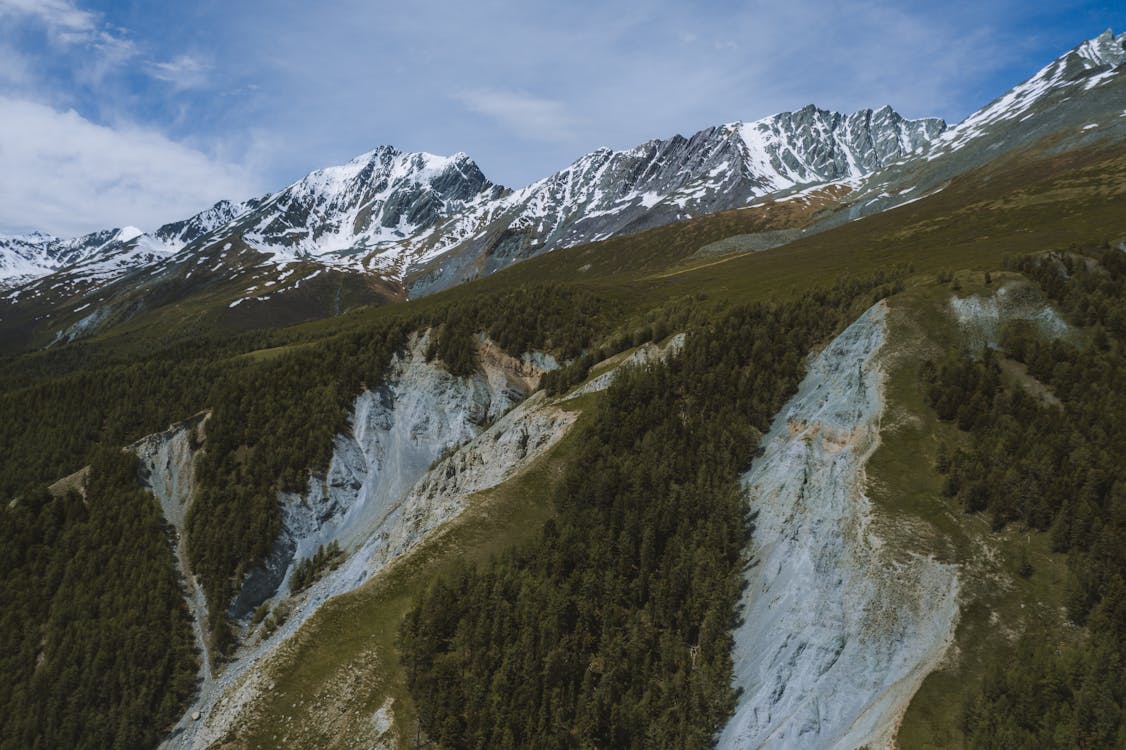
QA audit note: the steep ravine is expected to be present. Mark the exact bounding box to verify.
[718,303,960,750]
[132,414,213,684]
[163,333,573,749]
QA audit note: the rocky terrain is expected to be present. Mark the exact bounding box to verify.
[719,303,959,750]
[144,333,577,748]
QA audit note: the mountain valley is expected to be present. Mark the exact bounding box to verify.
[1,28,1124,750]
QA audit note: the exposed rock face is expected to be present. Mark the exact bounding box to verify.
[131,414,213,683]
[570,333,687,397]
[355,387,574,573]
[718,303,959,750]
[948,282,1068,349]
[228,332,541,619]
[170,333,576,748]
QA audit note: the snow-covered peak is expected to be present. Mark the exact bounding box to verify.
[1075,28,1126,68]
[0,230,57,244]
[935,29,1125,153]
[230,144,502,261]
[155,197,262,249]
[116,226,144,243]
[0,225,175,290]
[291,146,489,198]
[731,104,945,189]
[512,103,942,209]
[0,234,59,286]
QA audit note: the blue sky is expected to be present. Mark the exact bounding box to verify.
[0,0,1121,236]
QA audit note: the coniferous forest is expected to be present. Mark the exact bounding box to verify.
[3,13,1126,748]
[924,249,1125,748]
[1,246,1122,749]
[399,277,894,748]
[0,449,197,750]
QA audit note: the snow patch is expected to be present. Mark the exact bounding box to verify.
[116,226,144,243]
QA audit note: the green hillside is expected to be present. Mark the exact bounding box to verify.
[1,123,1124,749]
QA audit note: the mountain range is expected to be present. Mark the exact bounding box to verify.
[1,29,1124,345]
[2,27,1125,750]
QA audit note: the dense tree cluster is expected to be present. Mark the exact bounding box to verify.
[289,541,343,594]
[0,449,196,750]
[0,284,624,663]
[425,285,622,377]
[0,357,216,500]
[1013,245,1126,343]
[399,275,894,749]
[925,249,1125,748]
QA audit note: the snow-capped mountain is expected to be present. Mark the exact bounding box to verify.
[0,227,174,289]
[154,198,265,249]
[2,30,1124,341]
[0,104,944,297]
[0,233,59,283]
[845,28,1126,219]
[0,199,268,292]
[220,147,505,277]
[935,28,1125,155]
[406,104,945,294]
[162,104,943,296]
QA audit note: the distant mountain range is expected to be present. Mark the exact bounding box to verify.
[2,29,1124,343]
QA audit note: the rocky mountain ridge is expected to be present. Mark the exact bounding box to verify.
[2,30,1123,345]
[0,104,943,295]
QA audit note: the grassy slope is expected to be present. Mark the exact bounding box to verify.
[867,274,1075,750]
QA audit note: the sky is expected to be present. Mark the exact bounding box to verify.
[0,0,1122,237]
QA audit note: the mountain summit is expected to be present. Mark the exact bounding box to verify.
[2,30,1124,345]
[1,104,943,297]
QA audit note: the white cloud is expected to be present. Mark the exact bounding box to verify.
[0,42,33,86]
[149,54,210,90]
[455,88,581,143]
[0,96,262,236]
[0,0,136,83]
[0,0,97,41]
